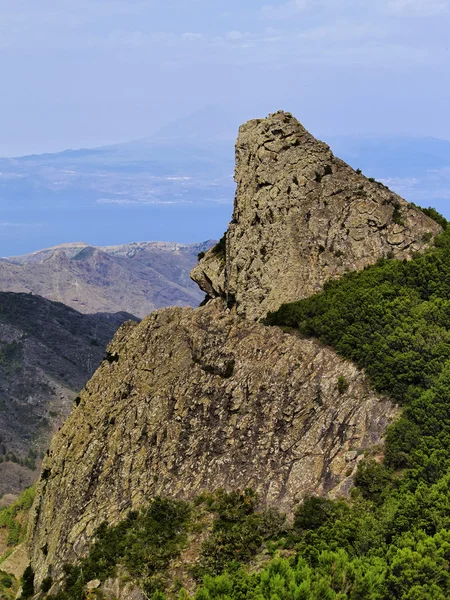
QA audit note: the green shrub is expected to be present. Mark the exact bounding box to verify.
[337,375,349,394]
[392,201,404,226]
[0,486,36,551]
[211,234,227,259]
[49,497,191,599]
[21,566,34,599]
[293,496,341,532]
[194,490,285,579]
[420,206,448,230]
[41,576,53,593]
[354,460,392,503]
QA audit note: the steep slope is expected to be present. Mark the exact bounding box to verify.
[1,241,213,318]
[0,292,136,497]
[27,112,440,591]
[192,111,440,320]
[28,300,395,586]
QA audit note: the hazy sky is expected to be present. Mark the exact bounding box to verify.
[1,0,450,155]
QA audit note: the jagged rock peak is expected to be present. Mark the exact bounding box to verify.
[191,110,441,320]
[28,300,395,586]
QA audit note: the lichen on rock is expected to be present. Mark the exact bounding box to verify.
[191,111,440,320]
[28,300,396,586]
[27,111,438,590]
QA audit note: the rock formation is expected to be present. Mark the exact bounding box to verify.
[28,300,396,584]
[191,111,440,320]
[27,112,440,588]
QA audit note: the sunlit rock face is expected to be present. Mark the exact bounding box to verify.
[192,111,440,320]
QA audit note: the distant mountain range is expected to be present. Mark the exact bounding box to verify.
[0,240,213,318]
[0,108,236,256]
[1,107,449,257]
[0,238,214,498]
[0,292,136,498]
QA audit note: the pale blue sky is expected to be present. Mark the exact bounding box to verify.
[0,0,449,155]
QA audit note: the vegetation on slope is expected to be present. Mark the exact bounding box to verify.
[0,487,35,554]
[0,569,19,600]
[25,208,450,599]
[0,487,35,599]
[26,490,285,600]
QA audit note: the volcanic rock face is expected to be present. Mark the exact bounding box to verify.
[28,112,440,588]
[28,300,395,584]
[191,111,440,320]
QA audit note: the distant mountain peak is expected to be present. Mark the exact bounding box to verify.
[144,105,241,144]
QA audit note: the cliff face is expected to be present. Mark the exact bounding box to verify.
[191,111,440,320]
[28,112,440,589]
[29,300,395,584]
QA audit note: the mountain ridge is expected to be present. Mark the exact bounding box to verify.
[0,291,137,498]
[0,240,214,318]
[26,111,441,595]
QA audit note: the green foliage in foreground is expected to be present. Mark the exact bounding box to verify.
[193,489,286,579]
[0,486,35,551]
[29,209,450,599]
[0,569,19,600]
[35,490,285,600]
[43,497,191,600]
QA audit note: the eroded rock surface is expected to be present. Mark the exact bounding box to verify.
[29,111,436,590]
[191,111,440,320]
[29,300,395,586]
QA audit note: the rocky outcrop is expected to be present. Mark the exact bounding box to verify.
[28,111,438,590]
[191,111,440,320]
[28,300,396,586]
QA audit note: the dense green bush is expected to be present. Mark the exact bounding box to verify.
[45,497,191,600]
[0,486,35,550]
[31,209,450,599]
[21,566,35,599]
[293,496,342,533]
[0,569,18,600]
[419,206,448,229]
[337,375,349,394]
[353,460,392,504]
[194,489,286,579]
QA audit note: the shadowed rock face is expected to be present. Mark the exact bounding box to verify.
[191,111,440,320]
[28,300,396,584]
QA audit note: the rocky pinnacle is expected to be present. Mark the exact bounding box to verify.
[191,111,440,320]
